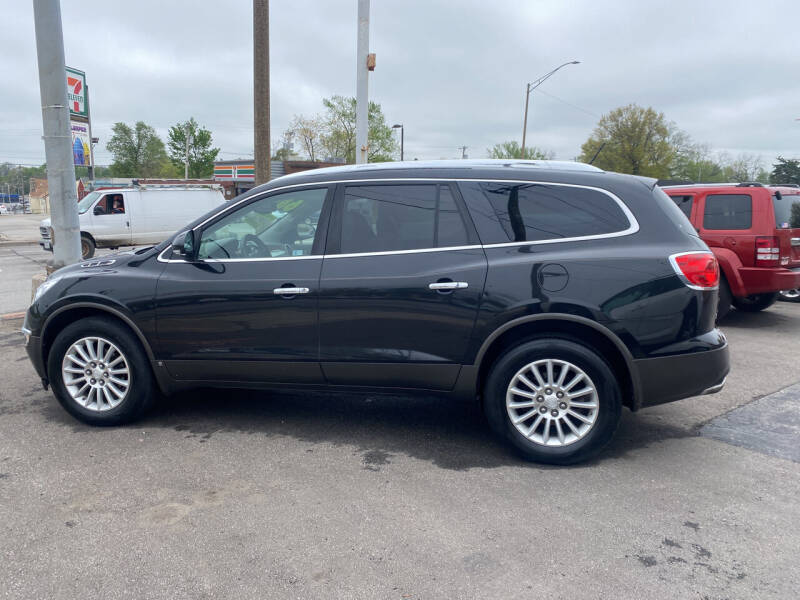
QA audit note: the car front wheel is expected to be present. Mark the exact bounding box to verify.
[484,338,621,465]
[779,289,800,303]
[47,316,155,425]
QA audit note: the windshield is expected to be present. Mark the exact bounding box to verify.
[773,194,800,229]
[77,191,103,214]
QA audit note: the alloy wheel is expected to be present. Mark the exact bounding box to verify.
[506,358,599,447]
[61,336,131,411]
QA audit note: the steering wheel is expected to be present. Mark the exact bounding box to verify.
[241,234,270,258]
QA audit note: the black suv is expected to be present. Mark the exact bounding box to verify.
[23,160,729,464]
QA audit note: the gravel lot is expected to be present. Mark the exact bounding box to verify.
[1,251,799,599]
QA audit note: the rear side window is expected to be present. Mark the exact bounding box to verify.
[703,194,752,230]
[340,184,469,254]
[478,182,630,242]
[772,194,800,229]
[669,195,694,219]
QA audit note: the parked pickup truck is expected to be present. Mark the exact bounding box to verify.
[661,183,800,318]
[39,185,226,259]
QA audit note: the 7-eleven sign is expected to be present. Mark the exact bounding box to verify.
[65,67,88,118]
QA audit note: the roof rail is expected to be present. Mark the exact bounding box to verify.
[735,182,764,187]
[771,183,800,188]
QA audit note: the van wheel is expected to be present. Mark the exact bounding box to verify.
[733,292,779,313]
[716,277,732,321]
[81,234,95,259]
[483,339,621,465]
[47,316,156,425]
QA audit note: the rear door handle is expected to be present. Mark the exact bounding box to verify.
[273,287,310,295]
[428,281,468,290]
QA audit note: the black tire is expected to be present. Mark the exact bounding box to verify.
[47,316,156,425]
[483,338,622,465]
[778,289,800,303]
[732,292,779,313]
[81,234,95,259]
[716,277,732,321]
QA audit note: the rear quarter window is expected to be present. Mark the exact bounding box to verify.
[668,194,694,219]
[474,182,631,242]
[703,194,752,230]
[772,194,800,229]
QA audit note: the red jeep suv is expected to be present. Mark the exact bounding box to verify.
[661,183,800,318]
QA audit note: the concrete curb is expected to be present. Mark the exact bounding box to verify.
[0,240,40,247]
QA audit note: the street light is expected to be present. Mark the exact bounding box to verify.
[521,60,580,155]
[392,123,404,161]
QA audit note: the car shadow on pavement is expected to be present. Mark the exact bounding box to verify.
[719,305,800,330]
[62,387,693,471]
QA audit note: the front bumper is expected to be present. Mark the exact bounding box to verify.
[634,332,730,409]
[739,267,800,295]
[25,332,47,381]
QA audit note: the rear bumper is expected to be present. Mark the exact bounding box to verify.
[738,267,800,295]
[634,331,730,409]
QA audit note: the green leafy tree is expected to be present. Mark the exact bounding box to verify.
[770,156,800,185]
[316,95,398,163]
[579,104,676,177]
[107,121,171,177]
[166,117,220,178]
[487,141,554,160]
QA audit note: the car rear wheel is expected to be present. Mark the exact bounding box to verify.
[47,316,156,425]
[779,289,800,303]
[732,292,779,313]
[81,234,95,259]
[484,338,622,465]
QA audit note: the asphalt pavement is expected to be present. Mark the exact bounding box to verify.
[1,261,799,598]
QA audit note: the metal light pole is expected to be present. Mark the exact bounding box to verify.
[521,60,580,156]
[355,0,370,164]
[33,0,81,267]
[392,124,403,161]
[184,123,193,180]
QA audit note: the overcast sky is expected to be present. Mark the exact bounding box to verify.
[3,0,799,168]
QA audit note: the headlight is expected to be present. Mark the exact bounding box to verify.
[33,274,63,302]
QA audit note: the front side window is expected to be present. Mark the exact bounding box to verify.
[669,194,694,219]
[94,193,125,216]
[197,187,327,259]
[703,194,752,230]
[479,182,630,242]
[340,184,469,254]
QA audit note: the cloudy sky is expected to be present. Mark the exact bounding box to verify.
[3,0,799,168]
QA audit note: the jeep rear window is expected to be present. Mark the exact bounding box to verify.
[772,194,800,229]
[668,195,694,219]
[478,182,630,242]
[703,194,752,230]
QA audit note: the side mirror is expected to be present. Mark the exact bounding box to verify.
[93,205,105,215]
[172,230,195,259]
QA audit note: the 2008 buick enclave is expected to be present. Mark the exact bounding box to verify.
[23,160,729,464]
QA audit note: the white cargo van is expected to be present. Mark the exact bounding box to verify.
[39,185,225,258]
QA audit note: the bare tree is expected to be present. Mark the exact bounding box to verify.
[289,115,323,162]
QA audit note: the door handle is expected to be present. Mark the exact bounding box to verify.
[273,287,310,295]
[428,281,468,290]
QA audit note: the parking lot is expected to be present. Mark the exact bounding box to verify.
[1,240,799,599]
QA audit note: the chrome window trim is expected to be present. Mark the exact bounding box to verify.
[158,178,639,264]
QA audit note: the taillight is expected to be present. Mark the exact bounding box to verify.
[669,251,719,290]
[755,236,780,267]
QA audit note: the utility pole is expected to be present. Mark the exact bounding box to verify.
[33,0,81,267]
[184,123,193,180]
[253,0,271,185]
[459,146,468,159]
[355,0,370,164]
